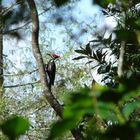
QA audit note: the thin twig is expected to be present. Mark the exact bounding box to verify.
[3,7,52,35]
[4,69,38,77]
[4,80,40,88]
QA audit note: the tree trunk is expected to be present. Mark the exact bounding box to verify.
[0,5,4,99]
[27,0,83,139]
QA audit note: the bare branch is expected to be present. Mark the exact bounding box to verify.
[4,69,38,77]
[1,0,23,15]
[117,41,125,77]
[3,7,52,35]
[4,80,40,88]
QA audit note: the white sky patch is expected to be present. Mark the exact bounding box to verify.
[105,16,117,30]
[3,37,35,73]
[38,0,105,49]
[73,0,100,23]
[2,0,15,6]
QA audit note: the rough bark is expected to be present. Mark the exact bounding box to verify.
[27,0,83,139]
[0,5,4,98]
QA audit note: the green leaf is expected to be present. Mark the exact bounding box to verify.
[75,49,88,55]
[97,65,110,74]
[92,52,98,60]
[122,101,140,119]
[72,56,86,60]
[108,33,112,43]
[47,117,78,140]
[63,88,93,118]
[101,75,109,82]
[135,18,140,28]
[1,116,30,140]
[89,39,100,43]
[86,61,93,64]
[86,43,92,55]
[97,102,118,121]
[48,88,94,139]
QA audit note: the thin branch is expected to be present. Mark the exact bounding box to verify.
[4,80,40,88]
[26,104,47,115]
[1,0,23,15]
[4,69,38,77]
[3,21,30,35]
[3,7,52,35]
[117,41,125,77]
[17,98,47,113]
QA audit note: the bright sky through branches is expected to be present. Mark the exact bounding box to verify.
[2,0,117,76]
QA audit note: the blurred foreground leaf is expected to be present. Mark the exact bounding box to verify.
[1,116,30,140]
[122,101,140,120]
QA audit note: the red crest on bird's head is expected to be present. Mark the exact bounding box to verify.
[51,54,60,59]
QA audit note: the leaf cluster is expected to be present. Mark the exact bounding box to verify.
[73,34,118,87]
[48,80,140,139]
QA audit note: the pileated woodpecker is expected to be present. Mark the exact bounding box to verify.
[45,54,60,89]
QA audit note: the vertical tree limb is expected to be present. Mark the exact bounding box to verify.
[117,41,125,77]
[27,0,83,139]
[0,5,4,98]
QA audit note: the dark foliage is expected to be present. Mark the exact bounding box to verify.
[48,0,140,140]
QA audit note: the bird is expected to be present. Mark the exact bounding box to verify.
[45,53,60,89]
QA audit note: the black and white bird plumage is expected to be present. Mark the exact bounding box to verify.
[45,53,60,89]
[45,59,56,88]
